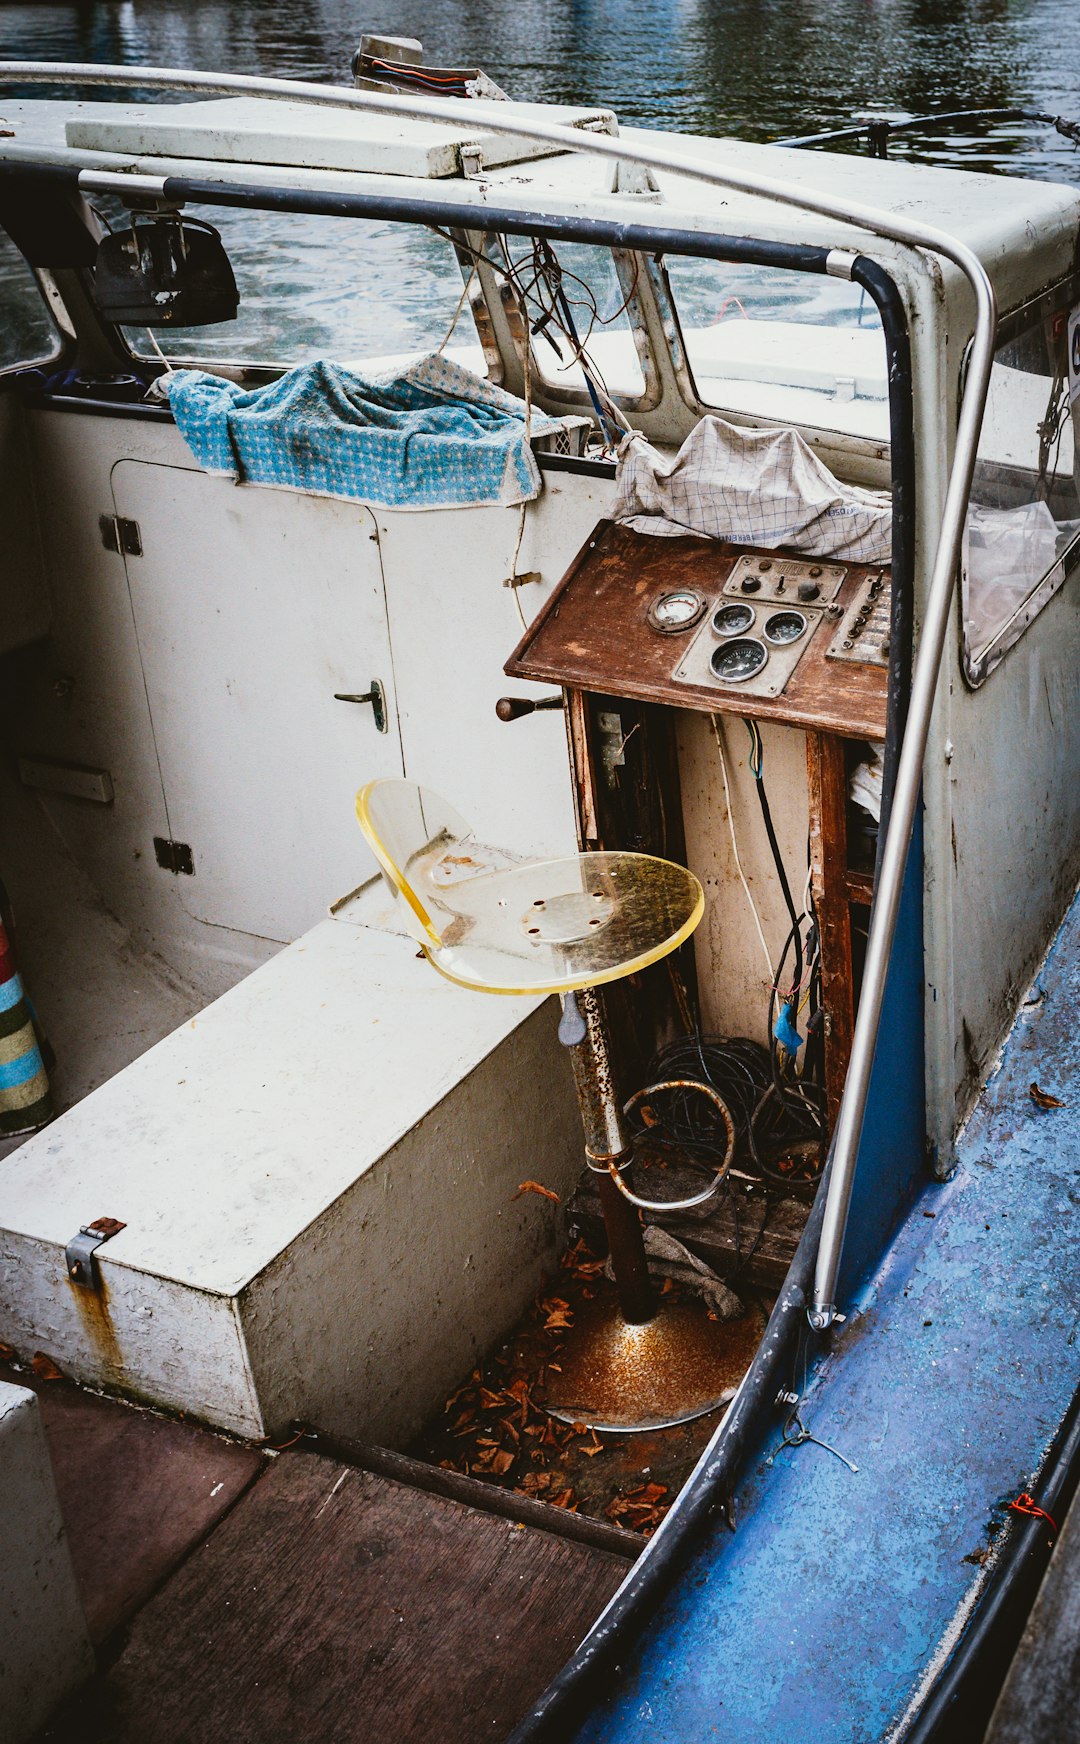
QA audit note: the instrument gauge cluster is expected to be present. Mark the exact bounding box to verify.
[655,555,840,699]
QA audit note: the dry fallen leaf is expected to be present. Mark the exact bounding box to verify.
[31,1352,64,1381]
[0,1341,15,1363]
[515,1180,561,1204]
[1030,1082,1066,1109]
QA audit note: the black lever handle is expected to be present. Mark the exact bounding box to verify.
[495,694,563,722]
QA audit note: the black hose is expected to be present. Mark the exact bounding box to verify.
[751,756,803,995]
[851,256,916,875]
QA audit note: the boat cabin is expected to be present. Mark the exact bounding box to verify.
[1,59,1080,1744]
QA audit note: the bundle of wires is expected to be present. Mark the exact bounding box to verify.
[625,1034,772,1166]
[429,226,637,450]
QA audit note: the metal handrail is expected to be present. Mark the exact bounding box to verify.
[0,61,999,1324]
[778,105,1080,152]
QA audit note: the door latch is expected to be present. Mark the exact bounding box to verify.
[65,1217,127,1290]
[334,679,387,734]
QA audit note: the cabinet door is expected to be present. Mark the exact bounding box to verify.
[113,461,402,941]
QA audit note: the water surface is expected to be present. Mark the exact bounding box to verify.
[2,0,1078,361]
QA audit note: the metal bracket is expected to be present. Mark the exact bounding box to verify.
[99,515,142,556]
[502,569,541,591]
[334,679,387,734]
[66,1217,126,1290]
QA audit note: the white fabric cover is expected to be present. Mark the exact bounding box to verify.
[612,415,892,563]
[963,500,1061,653]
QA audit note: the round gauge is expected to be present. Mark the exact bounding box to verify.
[712,601,756,638]
[710,637,768,685]
[763,609,808,646]
[647,587,707,634]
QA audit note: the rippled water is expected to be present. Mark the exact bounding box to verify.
[4,0,1080,172]
[2,0,1079,360]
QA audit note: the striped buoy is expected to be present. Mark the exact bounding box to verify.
[0,916,52,1135]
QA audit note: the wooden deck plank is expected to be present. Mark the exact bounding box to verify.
[50,1451,626,1743]
[0,1362,264,1645]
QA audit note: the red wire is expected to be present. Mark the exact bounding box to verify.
[1008,1491,1057,1535]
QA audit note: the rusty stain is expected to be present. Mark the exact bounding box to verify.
[67,1270,124,1376]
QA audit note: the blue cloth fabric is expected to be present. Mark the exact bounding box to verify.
[166,353,565,509]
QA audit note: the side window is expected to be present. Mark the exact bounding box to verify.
[0,231,61,372]
[962,291,1080,683]
[110,206,486,375]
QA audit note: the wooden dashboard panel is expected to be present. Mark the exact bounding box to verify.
[506,521,889,741]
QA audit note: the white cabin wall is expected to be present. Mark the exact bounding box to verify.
[678,713,811,1041]
[0,393,49,653]
[375,469,615,860]
[901,220,1080,1164]
[932,583,1080,1137]
[20,408,267,998]
[15,410,606,988]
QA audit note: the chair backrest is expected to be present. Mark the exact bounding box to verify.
[356,779,519,945]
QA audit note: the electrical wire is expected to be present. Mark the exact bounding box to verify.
[432,225,639,447]
[711,713,774,979]
[745,720,803,998]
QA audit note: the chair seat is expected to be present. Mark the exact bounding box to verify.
[356,781,703,995]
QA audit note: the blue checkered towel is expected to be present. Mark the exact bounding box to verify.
[166,354,566,509]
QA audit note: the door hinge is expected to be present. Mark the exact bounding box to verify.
[66,1216,126,1290]
[100,515,143,556]
[153,837,194,875]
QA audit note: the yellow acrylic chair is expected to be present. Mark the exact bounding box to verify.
[356,778,741,1430]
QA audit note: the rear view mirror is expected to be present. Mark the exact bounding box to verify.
[93,214,239,327]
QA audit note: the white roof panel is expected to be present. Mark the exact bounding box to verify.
[64,95,619,179]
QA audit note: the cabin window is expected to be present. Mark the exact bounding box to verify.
[660,256,888,443]
[499,237,650,406]
[116,207,486,376]
[0,232,61,372]
[961,289,1080,683]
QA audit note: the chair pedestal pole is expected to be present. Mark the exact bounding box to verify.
[564,988,654,1326]
[550,988,753,1432]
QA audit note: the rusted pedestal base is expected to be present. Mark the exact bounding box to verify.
[545,1293,764,1434]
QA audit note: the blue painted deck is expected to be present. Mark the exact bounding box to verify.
[577,885,1080,1743]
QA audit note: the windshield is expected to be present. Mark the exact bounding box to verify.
[663,255,888,443]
